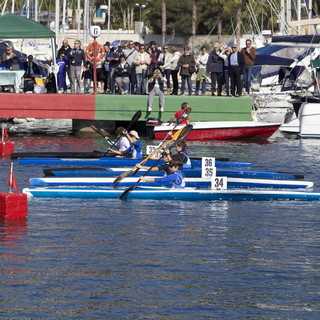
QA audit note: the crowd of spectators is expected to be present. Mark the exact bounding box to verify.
[0,38,257,96]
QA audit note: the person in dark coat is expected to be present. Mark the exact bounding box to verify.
[228,44,245,97]
[23,55,41,77]
[177,47,196,96]
[206,42,224,96]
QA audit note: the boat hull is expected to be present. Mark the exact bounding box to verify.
[29,177,314,189]
[43,167,304,180]
[17,157,250,167]
[299,103,320,138]
[23,187,320,201]
[153,122,280,140]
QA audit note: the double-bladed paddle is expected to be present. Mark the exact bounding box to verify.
[118,124,193,199]
[91,110,142,156]
[114,125,193,184]
[91,125,116,148]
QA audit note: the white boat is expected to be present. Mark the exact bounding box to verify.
[251,35,320,125]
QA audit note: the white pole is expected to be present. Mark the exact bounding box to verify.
[34,0,38,21]
[26,0,29,18]
[11,0,14,13]
[280,0,285,34]
[62,0,66,40]
[1,0,8,15]
[77,0,80,39]
[55,0,60,46]
[107,0,111,39]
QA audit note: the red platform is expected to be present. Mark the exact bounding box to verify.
[0,193,28,219]
[0,142,14,156]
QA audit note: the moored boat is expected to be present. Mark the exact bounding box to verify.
[29,176,314,189]
[23,186,320,201]
[151,121,280,141]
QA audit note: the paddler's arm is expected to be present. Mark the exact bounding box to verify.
[136,163,159,171]
[140,177,155,182]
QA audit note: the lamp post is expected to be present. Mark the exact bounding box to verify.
[135,3,146,22]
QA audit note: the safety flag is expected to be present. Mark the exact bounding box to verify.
[2,124,8,143]
[8,162,19,192]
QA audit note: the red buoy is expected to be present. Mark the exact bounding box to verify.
[0,192,28,219]
[0,142,14,156]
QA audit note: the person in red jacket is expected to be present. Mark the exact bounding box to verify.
[168,102,190,125]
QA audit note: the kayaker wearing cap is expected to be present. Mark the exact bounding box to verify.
[140,160,185,188]
[108,130,142,159]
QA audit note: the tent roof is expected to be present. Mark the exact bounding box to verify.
[0,13,55,39]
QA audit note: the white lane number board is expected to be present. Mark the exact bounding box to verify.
[201,157,216,179]
[211,176,227,190]
[146,145,163,158]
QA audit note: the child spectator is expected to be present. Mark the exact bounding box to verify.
[56,53,68,93]
[82,61,93,94]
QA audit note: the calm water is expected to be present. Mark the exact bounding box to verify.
[1,134,320,319]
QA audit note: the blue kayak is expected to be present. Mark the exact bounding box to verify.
[29,177,314,189]
[23,186,320,201]
[18,157,251,167]
[43,167,304,180]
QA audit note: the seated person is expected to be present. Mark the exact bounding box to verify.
[169,102,190,125]
[147,69,165,112]
[136,150,173,175]
[140,160,185,188]
[10,57,23,71]
[172,139,191,169]
[0,56,8,70]
[115,55,131,94]
[108,130,142,159]
[2,45,16,63]
[23,55,41,77]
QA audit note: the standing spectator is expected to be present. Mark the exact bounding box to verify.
[221,47,231,96]
[241,39,257,94]
[228,43,245,97]
[177,46,196,96]
[82,61,93,94]
[206,42,224,96]
[147,69,165,112]
[0,56,7,69]
[123,40,138,94]
[195,46,209,95]
[108,41,123,94]
[149,41,162,60]
[147,46,158,74]
[23,55,41,77]
[69,40,86,94]
[170,46,181,95]
[57,39,72,90]
[134,44,151,95]
[158,45,173,95]
[103,42,111,93]
[115,55,131,94]
[56,52,68,93]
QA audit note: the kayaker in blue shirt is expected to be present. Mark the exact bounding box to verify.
[140,160,185,188]
[108,130,142,159]
[172,139,191,169]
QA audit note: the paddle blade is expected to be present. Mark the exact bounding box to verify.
[114,170,131,184]
[131,110,142,123]
[177,124,193,141]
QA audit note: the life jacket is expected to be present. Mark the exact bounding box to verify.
[172,170,185,189]
[180,152,192,169]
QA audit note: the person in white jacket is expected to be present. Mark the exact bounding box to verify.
[195,46,209,95]
[170,47,181,95]
[157,45,173,95]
